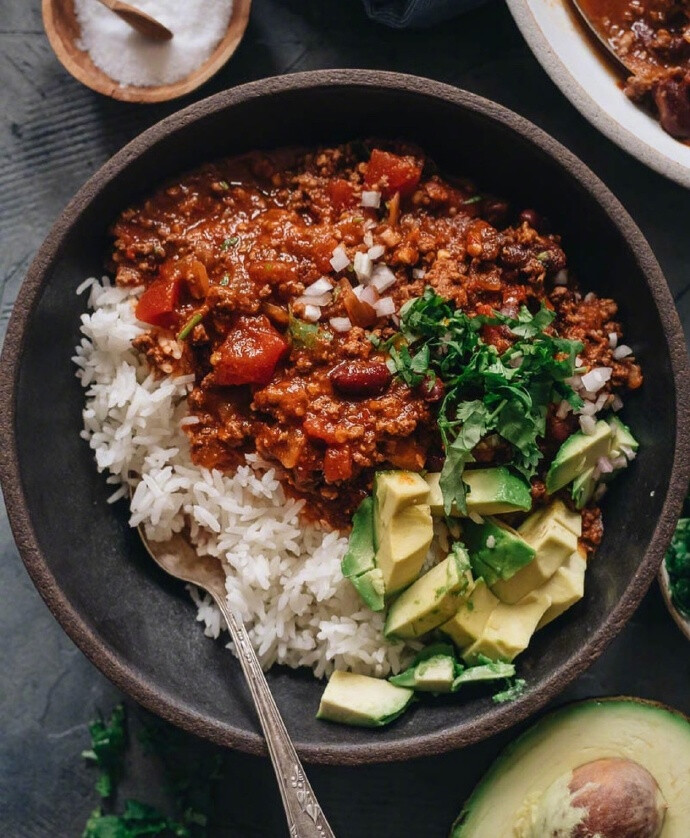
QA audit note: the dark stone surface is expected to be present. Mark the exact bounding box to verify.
[1,1,689,835]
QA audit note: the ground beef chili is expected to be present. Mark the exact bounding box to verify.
[110,141,642,544]
[576,0,690,139]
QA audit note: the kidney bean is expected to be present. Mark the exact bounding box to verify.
[330,361,392,398]
[416,376,445,403]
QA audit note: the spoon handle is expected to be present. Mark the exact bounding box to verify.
[216,598,336,838]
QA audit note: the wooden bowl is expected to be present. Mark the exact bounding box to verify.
[42,0,251,103]
[1,71,689,764]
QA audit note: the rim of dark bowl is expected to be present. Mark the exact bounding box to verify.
[1,70,689,765]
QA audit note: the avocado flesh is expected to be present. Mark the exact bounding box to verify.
[451,698,690,837]
[374,470,430,525]
[440,578,499,649]
[384,546,474,639]
[452,660,515,688]
[536,550,586,629]
[545,420,613,494]
[609,415,639,456]
[571,467,597,510]
[389,654,456,692]
[518,499,582,539]
[375,503,433,594]
[464,518,536,587]
[462,590,551,664]
[349,568,386,612]
[341,496,376,578]
[491,512,579,605]
[316,670,413,728]
[425,468,532,517]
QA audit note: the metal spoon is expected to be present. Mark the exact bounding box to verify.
[569,0,633,75]
[96,0,173,41]
[137,527,336,838]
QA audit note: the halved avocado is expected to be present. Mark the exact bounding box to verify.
[451,698,690,837]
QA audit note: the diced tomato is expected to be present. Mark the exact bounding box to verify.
[364,149,422,200]
[135,277,183,329]
[303,415,341,444]
[323,446,353,483]
[328,178,356,210]
[212,315,289,386]
[481,324,512,354]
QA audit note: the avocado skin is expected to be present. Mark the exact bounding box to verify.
[463,518,536,586]
[450,698,690,837]
[341,496,376,578]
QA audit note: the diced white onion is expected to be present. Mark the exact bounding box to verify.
[620,444,637,461]
[486,535,496,549]
[554,269,568,286]
[608,332,618,349]
[594,393,609,412]
[508,354,523,369]
[329,245,350,273]
[597,456,614,474]
[556,400,571,419]
[579,415,596,435]
[566,375,582,389]
[469,512,484,525]
[363,231,374,248]
[611,395,624,412]
[180,416,201,426]
[295,293,331,307]
[579,401,597,416]
[374,297,396,317]
[584,291,596,302]
[370,264,397,292]
[361,190,381,208]
[412,267,426,280]
[329,316,352,332]
[580,367,612,393]
[391,314,400,327]
[304,277,333,296]
[302,304,321,322]
[359,285,378,306]
[353,251,373,283]
[613,344,633,360]
[368,244,385,260]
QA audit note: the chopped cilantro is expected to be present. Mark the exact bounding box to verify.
[387,288,583,513]
[177,313,203,342]
[492,677,527,703]
[462,195,482,205]
[665,515,690,617]
[288,313,332,348]
[218,181,230,190]
[220,236,239,251]
[83,800,190,838]
[219,274,230,287]
[82,704,126,799]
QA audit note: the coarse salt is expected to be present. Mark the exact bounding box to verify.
[74,0,234,87]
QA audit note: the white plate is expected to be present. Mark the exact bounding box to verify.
[506,0,690,188]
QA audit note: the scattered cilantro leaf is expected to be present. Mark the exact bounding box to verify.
[287,313,332,349]
[492,677,527,703]
[665,516,690,617]
[83,800,189,838]
[82,704,127,799]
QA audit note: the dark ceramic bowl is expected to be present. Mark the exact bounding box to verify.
[1,71,689,765]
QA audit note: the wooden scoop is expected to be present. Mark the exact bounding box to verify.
[95,0,173,41]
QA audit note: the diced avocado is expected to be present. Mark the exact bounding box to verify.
[389,654,456,693]
[536,549,587,629]
[452,699,690,838]
[463,518,536,587]
[440,578,499,649]
[491,507,579,604]
[609,415,639,456]
[571,467,597,510]
[349,568,385,612]
[424,468,531,517]
[316,670,414,728]
[341,496,376,578]
[462,590,551,664]
[384,545,474,639]
[545,420,613,494]
[375,503,433,594]
[452,659,515,690]
[518,499,582,539]
[374,470,429,529]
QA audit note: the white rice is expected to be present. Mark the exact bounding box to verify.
[73,277,425,678]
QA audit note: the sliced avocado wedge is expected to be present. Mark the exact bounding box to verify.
[425,468,531,517]
[608,415,639,457]
[384,544,474,639]
[572,466,597,510]
[518,498,582,539]
[545,420,613,494]
[463,517,536,587]
[462,590,551,664]
[374,470,430,527]
[536,549,586,629]
[451,659,515,690]
[440,578,499,650]
[451,698,690,837]
[491,504,579,604]
[349,567,386,612]
[341,496,376,578]
[389,654,456,693]
[316,670,414,728]
[375,503,433,594]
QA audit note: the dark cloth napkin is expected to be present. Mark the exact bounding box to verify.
[361,0,487,28]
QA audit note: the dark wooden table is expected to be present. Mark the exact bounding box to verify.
[2,1,690,835]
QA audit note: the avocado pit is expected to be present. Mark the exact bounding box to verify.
[530,757,667,838]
